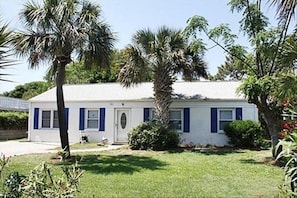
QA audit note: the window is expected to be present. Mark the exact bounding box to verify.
[87,109,99,129]
[41,110,59,128]
[169,109,182,131]
[41,110,51,128]
[144,108,189,132]
[218,109,234,131]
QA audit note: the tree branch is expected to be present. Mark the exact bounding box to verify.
[202,28,258,76]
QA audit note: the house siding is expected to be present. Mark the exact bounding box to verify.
[28,100,258,146]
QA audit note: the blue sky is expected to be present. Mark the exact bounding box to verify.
[0,0,276,93]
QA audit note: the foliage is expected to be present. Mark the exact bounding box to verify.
[128,121,180,151]
[3,81,51,99]
[277,130,297,197]
[3,171,25,197]
[0,21,15,82]
[184,1,297,151]
[0,156,83,198]
[22,162,83,197]
[44,50,124,84]
[12,0,115,156]
[119,26,207,126]
[224,120,266,148]
[0,111,28,130]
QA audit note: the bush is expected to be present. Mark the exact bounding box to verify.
[0,111,28,130]
[128,121,180,151]
[224,120,266,148]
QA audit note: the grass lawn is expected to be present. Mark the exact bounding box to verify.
[1,148,283,198]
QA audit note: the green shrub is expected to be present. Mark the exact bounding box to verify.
[128,121,180,151]
[0,111,28,130]
[224,120,266,148]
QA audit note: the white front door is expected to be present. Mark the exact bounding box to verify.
[116,109,130,142]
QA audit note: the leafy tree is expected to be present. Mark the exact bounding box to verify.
[209,55,247,80]
[184,0,296,156]
[44,50,124,84]
[118,26,207,126]
[11,0,115,158]
[3,81,51,99]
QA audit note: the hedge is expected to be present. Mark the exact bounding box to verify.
[0,111,28,130]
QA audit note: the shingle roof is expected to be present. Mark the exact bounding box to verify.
[29,81,244,102]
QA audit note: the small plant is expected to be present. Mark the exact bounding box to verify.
[277,132,297,197]
[22,162,83,197]
[0,154,9,179]
[0,157,83,198]
[224,120,266,148]
[4,172,25,198]
[128,121,179,151]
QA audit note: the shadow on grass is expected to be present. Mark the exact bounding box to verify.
[190,148,244,155]
[67,154,168,175]
[240,158,263,165]
[240,156,276,166]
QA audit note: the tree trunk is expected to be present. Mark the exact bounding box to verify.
[56,61,70,158]
[259,107,282,158]
[153,67,172,126]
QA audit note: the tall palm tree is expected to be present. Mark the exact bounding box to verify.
[118,26,207,126]
[12,0,115,157]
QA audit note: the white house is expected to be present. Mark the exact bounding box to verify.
[28,81,258,146]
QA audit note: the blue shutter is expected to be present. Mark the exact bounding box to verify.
[236,108,242,120]
[33,108,39,129]
[99,108,105,131]
[183,108,190,133]
[65,108,69,130]
[211,108,218,133]
[79,108,85,130]
[143,108,150,122]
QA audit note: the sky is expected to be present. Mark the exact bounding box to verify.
[0,0,277,93]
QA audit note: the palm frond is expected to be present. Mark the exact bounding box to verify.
[118,45,151,87]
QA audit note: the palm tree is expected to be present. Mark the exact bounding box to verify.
[118,26,207,126]
[12,0,115,157]
[0,23,14,82]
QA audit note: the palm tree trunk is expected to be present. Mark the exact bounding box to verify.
[153,67,173,126]
[56,61,70,158]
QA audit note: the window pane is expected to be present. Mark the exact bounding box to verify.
[219,121,232,130]
[169,120,182,130]
[53,111,59,128]
[88,110,98,119]
[42,120,50,128]
[53,120,59,128]
[220,110,232,120]
[42,111,50,119]
[42,111,51,128]
[87,120,98,128]
[53,111,58,119]
[170,110,181,119]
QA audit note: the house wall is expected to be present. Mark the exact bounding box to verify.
[28,100,258,146]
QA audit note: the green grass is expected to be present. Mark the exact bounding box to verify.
[1,148,283,198]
